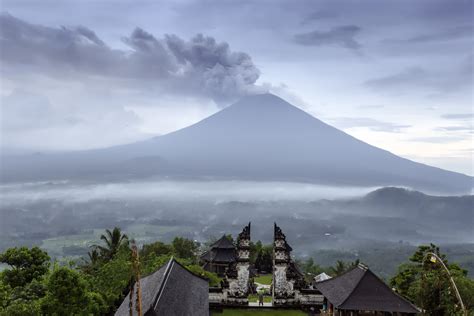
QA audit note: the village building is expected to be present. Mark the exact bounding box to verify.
[115,222,420,315]
[315,263,420,315]
[200,235,236,276]
[115,258,209,316]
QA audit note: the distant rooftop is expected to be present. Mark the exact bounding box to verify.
[210,235,235,249]
[315,264,419,314]
[200,235,236,263]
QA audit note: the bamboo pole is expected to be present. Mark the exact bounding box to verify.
[423,252,467,316]
[129,277,134,316]
[131,241,143,316]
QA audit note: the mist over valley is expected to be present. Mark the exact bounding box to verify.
[1,178,472,278]
[1,94,473,279]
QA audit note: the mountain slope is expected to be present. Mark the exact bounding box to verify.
[1,94,472,193]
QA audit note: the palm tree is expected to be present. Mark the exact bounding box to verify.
[350,259,360,268]
[87,246,101,265]
[97,227,129,260]
[79,246,102,273]
[330,260,347,276]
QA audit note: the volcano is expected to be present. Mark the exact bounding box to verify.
[2,94,472,193]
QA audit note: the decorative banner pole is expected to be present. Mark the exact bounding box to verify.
[129,277,134,316]
[423,252,466,316]
[130,240,143,316]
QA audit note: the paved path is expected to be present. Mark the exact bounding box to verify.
[248,302,273,307]
[254,282,271,293]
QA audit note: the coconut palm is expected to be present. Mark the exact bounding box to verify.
[79,246,102,273]
[330,260,347,276]
[97,227,129,260]
[87,247,101,264]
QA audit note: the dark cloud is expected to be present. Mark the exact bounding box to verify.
[301,10,339,24]
[0,13,262,104]
[329,117,410,133]
[174,0,472,32]
[366,67,428,89]
[293,25,362,50]
[417,0,473,22]
[403,25,472,43]
[365,57,472,94]
[164,33,261,102]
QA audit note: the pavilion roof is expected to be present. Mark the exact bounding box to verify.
[200,235,236,263]
[210,235,235,249]
[200,248,236,263]
[115,258,208,316]
[315,264,420,314]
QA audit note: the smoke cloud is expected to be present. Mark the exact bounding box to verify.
[0,13,262,103]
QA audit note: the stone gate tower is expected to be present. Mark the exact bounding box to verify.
[225,222,251,305]
[272,223,306,306]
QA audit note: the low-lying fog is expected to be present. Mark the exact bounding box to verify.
[0,179,379,205]
[1,178,473,277]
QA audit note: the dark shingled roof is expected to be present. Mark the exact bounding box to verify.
[200,235,236,263]
[200,248,236,263]
[315,264,420,314]
[210,235,235,249]
[115,258,209,316]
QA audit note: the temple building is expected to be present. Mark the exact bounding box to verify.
[200,235,236,276]
[115,258,209,316]
[315,263,420,315]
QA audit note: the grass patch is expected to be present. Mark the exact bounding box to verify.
[39,225,190,258]
[40,230,103,257]
[248,294,272,303]
[254,274,272,285]
[219,310,305,316]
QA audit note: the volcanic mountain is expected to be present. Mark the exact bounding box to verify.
[2,94,472,193]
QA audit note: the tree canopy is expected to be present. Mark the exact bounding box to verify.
[1,233,473,315]
[96,227,129,260]
[0,247,50,288]
[390,243,474,315]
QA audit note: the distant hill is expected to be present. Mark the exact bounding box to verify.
[1,94,472,193]
[338,187,473,225]
[303,187,473,245]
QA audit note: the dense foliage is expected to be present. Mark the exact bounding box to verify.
[1,231,473,315]
[0,247,50,288]
[0,227,216,315]
[390,244,474,315]
[250,241,273,273]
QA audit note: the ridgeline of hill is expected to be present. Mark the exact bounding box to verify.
[2,94,472,194]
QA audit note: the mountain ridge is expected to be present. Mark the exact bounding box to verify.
[1,93,472,194]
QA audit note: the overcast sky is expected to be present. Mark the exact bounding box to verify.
[0,0,472,175]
